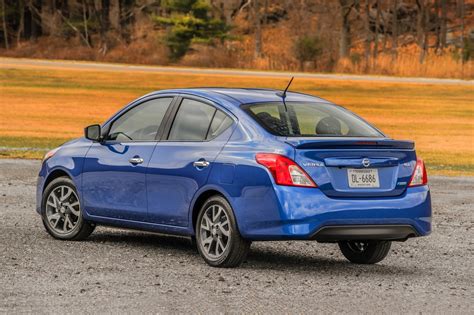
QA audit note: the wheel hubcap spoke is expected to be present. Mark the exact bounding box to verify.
[60,187,73,202]
[218,220,229,237]
[201,213,212,232]
[52,193,61,208]
[48,213,61,228]
[212,206,222,223]
[66,203,80,216]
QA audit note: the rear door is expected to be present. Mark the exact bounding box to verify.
[146,96,235,226]
[82,96,175,221]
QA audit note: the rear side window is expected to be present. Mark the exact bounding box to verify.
[243,102,383,138]
[207,110,233,140]
[107,97,173,141]
[168,99,234,141]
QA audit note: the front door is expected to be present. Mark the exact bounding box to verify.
[82,97,174,221]
[146,97,235,226]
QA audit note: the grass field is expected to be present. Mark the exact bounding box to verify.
[0,61,473,176]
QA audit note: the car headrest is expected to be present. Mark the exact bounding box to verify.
[316,116,342,135]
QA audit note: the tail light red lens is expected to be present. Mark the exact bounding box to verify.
[408,158,428,187]
[256,153,317,188]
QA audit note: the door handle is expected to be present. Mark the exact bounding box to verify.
[129,157,144,165]
[193,160,210,168]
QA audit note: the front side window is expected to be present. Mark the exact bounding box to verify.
[107,98,173,141]
[168,99,233,141]
[243,102,383,138]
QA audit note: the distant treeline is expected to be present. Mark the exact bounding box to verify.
[0,0,472,76]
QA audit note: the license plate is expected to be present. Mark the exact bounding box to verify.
[347,168,380,188]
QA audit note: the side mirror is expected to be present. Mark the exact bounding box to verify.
[84,124,102,142]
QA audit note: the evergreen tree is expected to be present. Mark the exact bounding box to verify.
[153,0,229,61]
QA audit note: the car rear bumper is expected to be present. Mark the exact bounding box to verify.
[235,185,432,241]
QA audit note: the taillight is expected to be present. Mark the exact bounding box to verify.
[256,153,317,187]
[408,158,428,187]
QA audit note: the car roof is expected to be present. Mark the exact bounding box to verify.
[152,88,332,106]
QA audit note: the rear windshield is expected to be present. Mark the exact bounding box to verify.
[242,102,383,137]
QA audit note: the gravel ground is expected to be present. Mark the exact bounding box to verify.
[0,159,473,314]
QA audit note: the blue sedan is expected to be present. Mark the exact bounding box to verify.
[37,88,431,267]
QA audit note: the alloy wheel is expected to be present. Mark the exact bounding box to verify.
[347,241,369,252]
[45,185,81,234]
[199,204,231,259]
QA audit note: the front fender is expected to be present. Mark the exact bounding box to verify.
[36,138,92,215]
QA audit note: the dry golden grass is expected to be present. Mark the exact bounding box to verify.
[0,63,473,176]
[334,49,474,79]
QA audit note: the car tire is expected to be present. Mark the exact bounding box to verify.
[41,176,95,241]
[196,195,250,268]
[338,240,391,264]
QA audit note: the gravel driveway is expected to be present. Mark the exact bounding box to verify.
[1,159,473,314]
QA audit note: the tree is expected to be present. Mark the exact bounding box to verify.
[16,0,25,45]
[440,0,447,48]
[372,0,381,65]
[253,0,262,58]
[391,0,398,59]
[293,35,323,71]
[109,0,120,30]
[364,0,370,68]
[153,0,229,61]
[27,0,43,41]
[339,0,355,58]
[94,0,110,54]
[416,0,429,63]
[1,0,8,49]
[458,0,465,76]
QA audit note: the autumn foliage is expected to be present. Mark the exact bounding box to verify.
[0,0,473,78]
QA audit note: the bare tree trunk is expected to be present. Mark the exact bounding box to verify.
[364,0,371,70]
[416,0,427,63]
[416,0,424,45]
[440,0,447,48]
[41,0,59,36]
[372,0,380,64]
[95,0,110,54]
[391,0,398,59]
[1,0,8,49]
[81,0,91,47]
[434,0,441,52]
[109,0,120,31]
[17,0,25,45]
[456,0,463,17]
[61,0,69,18]
[339,0,354,58]
[254,0,262,58]
[119,0,133,42]
[459,0,464,78]
[28,0,42,41]
[264,0,268,25]
[382,17,387,53]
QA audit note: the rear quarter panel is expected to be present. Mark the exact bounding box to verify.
[202,117,295,238]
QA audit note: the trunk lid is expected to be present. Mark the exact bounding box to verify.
[286,138,416,197]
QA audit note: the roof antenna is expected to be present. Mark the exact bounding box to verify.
[276,77,294,112]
